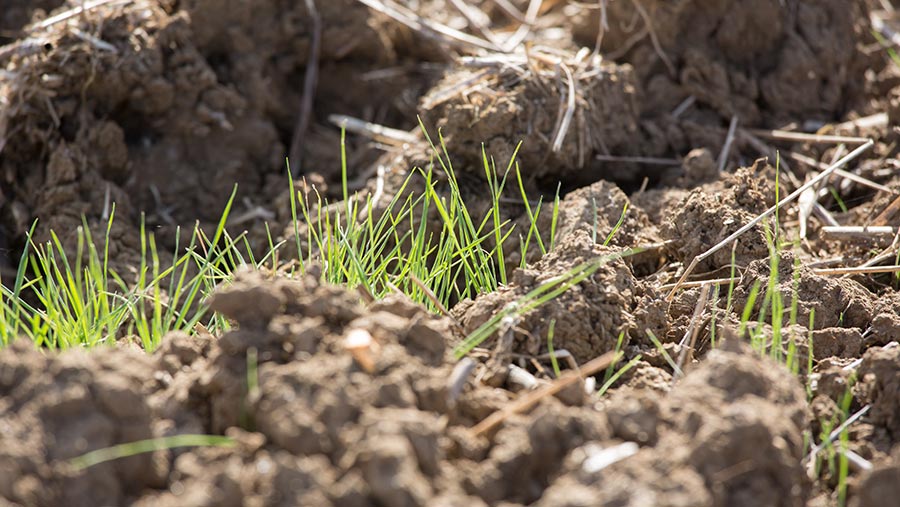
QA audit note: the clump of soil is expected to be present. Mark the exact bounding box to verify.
[0,341,164,507]
[1,272,842,507]
[553,179,659,250]
[661,162,777,271]
[858,345,900,442]
[453,230,637,364]
[539,339,809,507]
[419,54,646,189]
[732,251,876,330]
[0,0,436,265]
[575,0,873,126]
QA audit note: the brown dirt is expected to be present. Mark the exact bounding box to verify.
[0,1,64,44]
[8,274,893,507]
[419,58,647,189]
[0,0,438,267]
[3,1,900,506]
[574,0,874,126]
[453,230,638,364]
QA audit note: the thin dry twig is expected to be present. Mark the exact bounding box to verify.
[820,226,897,237]
[630,0,675,76]
[0,37,52,62]
[28,0,133,32]
[813,265,900,276]
[747,128,870,145]
[673,282,711,380]
[658,262,900,290]
[408,273,452,317]
[788,151,893,194]
[550,63,577,152]
[289,0,322,175]
[665,140,875,300]
[447,0,505,50]
[833,112,888,132]
[469,351,618,437]
[805,404,871,469]
[501,0,543,52]
[873,193,900,226]
[671,95,696,118]
[328,114,418,145]
[485,0,527,23]
[739,129,802,187]
[716,115,739,173]
[71,28,118,52]
[357,0,499,52]
[845,232,900,277]
[420,68,495,110]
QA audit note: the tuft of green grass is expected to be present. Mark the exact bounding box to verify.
[646,330,682,377]
[0,187,263,350]
[288,125,552,314]
[597,354,642,397]
[1,128,564,351]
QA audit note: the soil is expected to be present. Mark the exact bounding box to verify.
[4,272,894,507]
[3,0,900,506]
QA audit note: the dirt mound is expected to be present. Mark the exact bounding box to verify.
[0,274,836,505]
[0,341,164,507]
[733,251,876,330]
[661,162,777,271]
[539,339,809,507]
[419,53,646,189]
[0,269,616,506]
[0,0,435,265]
[2,267,898,506]
[575,0,872,126]
[453,230,638,364]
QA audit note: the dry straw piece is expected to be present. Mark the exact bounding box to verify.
[469,350,618,437]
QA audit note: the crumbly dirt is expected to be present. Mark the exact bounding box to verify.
[0,0,437,268]
[573,0,874,126]
[0,1,64,45]
[419,58,647,189]
[452,230,638,364]
[4,1,900,505]
[7,273,891,507]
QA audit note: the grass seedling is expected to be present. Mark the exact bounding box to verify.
[546,319,560,378]
[737,280,761,339]
[602,331,627,385]
[836,383,854,507]
[549,183,561,251]
[240,346,260,431]
[515,162,553,263]
[646,330,682,377]
[70,434,235,471]
[603,203,628,247]
[597,354,642,397]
